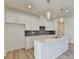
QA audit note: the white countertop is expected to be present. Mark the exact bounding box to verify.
[34,36,67,44]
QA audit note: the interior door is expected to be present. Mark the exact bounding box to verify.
[5,23,25,52]
[57,22,64,36]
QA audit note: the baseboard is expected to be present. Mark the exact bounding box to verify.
[69,43,74,45]
[4,56,6,59]
[69,43,74,48]
[7,48,25,53]
[25,48,34,50]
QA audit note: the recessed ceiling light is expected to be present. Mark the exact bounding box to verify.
[65,10,69,13]
[27,5,32,8]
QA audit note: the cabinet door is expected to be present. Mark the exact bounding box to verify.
[25,18,31,30]
[26,37,32,49]
[30,18,39,30]
[6,11,17,23]
[46,22,53,30]
[25,16,39,30]
[16,13,26,24]
[26,36,35,49]
[40,16,47,26]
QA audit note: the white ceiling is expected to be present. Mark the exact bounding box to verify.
[5,0,74,19]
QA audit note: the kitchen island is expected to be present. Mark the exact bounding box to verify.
[34,36,69,59]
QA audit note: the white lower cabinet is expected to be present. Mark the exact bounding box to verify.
[25,36,35,49]
[25,35,55,49]
[25,36,41,49]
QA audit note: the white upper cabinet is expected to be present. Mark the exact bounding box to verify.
[6,10,17,23]
[25,15,40,30]
[6,10,26,24]
[6,9,40,30]
[30,18,39,30]
[45,22,54,30]
[6,9,54,30]
[40,16,55,30]
[39,16,47,26]
[16,13,26,24]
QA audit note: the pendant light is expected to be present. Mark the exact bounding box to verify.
[60,17,64,23]
[59,9,64,23]
[46,0,51,20]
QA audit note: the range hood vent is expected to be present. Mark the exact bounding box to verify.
[39,26,45,31]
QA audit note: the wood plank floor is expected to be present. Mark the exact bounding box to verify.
[5,44,74,59]
[56,44,74,59]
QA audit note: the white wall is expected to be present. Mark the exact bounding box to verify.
[48,17,74,44]
[64,17,74,44]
